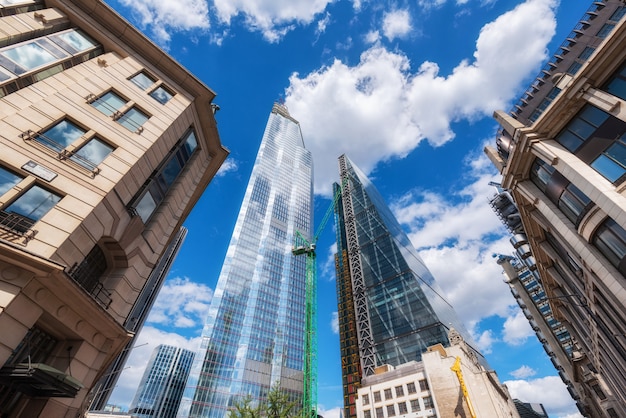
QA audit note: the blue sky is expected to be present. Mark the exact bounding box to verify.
[104,1,590,417]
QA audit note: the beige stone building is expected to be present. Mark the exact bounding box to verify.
[355,331,520,418]
[485,5,626,417]
[0,0,228,416]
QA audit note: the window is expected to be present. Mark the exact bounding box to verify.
[0,29,101,96]
[373,391,381,403]
[150,85,174,104]
[423,396,434,409]
[591,384,607,400]
[0,166,22,195]
[0,166,61,234]
[362,394,369,405]
[556,105,609,152]
[130,71,175,104]
[409,399,420,412]
[555,105,626,183]
[90,91,149,132]
[386,405,395,417]
[578,46,595,61]
[406,382,416,394]
[384,388,392,400]
[419,380,429,392]
[364,411,371,418]
[606,63,626,101]
[375,407,384,418]
[395,386,404,397]
[130,71,156,90]
[597,23,615,39]
[593,218,626,275]
[397,402,407,414]
[68,244,107,293]
[531,159,592,226]
[31,119,114,172]
[591,133,626,182]
[130,129,199,223]
[609,6,626,22]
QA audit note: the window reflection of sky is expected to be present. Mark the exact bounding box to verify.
[55,31,96,52]
[131,72,155,90]
[73,139,113,167]
[150,86,173,104]
[41,120,85,150]
[93,91,126,116]
[6,185,60,221]
[3,43,55,72]
[0,167,22,195]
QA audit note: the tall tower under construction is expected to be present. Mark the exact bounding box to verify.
[177,104,313,418]
[333,155,485,418]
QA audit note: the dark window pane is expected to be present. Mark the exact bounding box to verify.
[594,219,626,267]
[160,156,183,187]
[578,47,595,60]
[606,77,626,101]
[597,23,615,39]
[579,105,609,127]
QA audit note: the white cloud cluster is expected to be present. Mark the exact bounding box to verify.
[382,9,412,41]
[286,0,556,195]
[146,276,213,328]
[502,307,534,345]
[505,376,583,418]
[211,0,333,42]
[118,0,210,45]
[510,365,537,379]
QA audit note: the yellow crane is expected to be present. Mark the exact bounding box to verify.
[451,356,477,418]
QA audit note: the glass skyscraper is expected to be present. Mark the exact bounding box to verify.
[334,155,481,417]
[130,345,194,418]
[177,103,313,418]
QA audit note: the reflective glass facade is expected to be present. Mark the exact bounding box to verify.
[130,345,195,418]
[178,104,313,418]
[334,155,479,417]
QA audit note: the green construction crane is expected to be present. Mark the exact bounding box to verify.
[292,180,345,418]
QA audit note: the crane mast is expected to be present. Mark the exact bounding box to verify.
[292,180,346,418]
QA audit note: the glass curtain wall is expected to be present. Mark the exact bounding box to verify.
[177,104,313,418]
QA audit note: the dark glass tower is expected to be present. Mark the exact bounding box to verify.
[177,104,313,418]
[334,155,480,417]
[130,345,194,418]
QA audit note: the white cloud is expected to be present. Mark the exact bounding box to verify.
[510,365,537,379]
[117,0,210,45]
[286,0,556,195]
[473,329,497,354]
[146,276,213,328]
[331,311,339,334]
[212,0,333,42]
[364,30,380,44]
[505,376,583,418]
[502,307,534,345]
[390,149,516,330]
[216,158,239,177]
[382,9,412,41]
[316,12,331,35]
[107,326,202,410]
